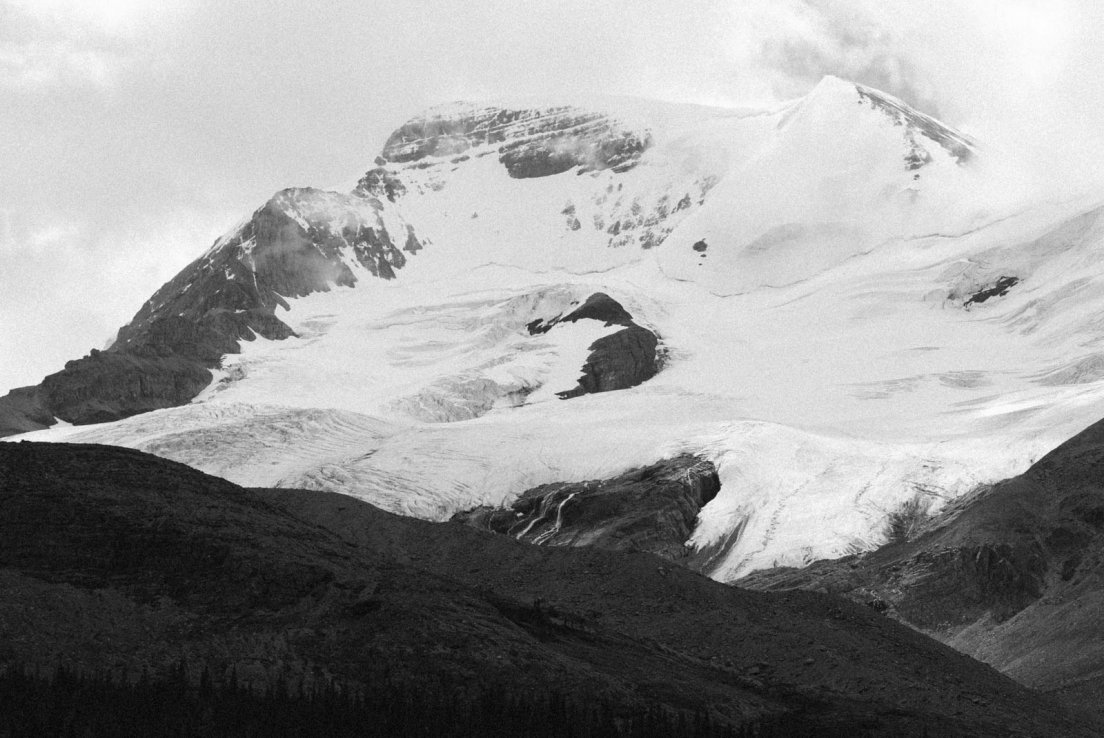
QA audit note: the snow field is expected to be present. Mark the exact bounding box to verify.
[16,82,1104,581]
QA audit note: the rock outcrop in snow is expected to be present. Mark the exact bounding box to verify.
[527,292,661,399]
[377,103,651,177]
[454,455,719,563]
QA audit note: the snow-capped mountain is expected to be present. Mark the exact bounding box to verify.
[8,76,1104,582]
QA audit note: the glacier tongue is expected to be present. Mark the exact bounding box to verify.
[15,84,1104,582]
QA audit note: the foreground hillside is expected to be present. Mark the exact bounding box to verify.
[0,441,1096,736]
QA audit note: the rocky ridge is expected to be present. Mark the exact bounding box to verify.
[358,99,717,254]
[374,103,651,177]
[853,83,975,169]
[0,188,422,434]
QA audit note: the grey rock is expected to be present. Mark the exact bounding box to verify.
[453,454,719,564]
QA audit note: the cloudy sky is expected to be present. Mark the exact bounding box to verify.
[2,0,1103,392]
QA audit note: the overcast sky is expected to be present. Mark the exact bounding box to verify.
[3,0,1104,393]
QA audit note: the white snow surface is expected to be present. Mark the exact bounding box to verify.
[16,79,1104,581]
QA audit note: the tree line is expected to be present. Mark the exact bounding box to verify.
[0,661,914,737]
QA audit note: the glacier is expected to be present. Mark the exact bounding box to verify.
[15,77,1104,581]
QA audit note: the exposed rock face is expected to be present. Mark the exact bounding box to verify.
[377,104,651,179]
[527,292,661,399]
[0,387,52,437]
[738,414,1104,705]
[963,276,1019,308]
[561,327,660,399]
[0,188,424,434]
[119,188,417,347]
[355,167,407,202]
[453,455,719,564]
[40,351,214,426]
[528,291,636,331]
[855,84,976,167]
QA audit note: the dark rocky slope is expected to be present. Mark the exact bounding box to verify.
[454,455,718,563]
[0,441,1097,736]
[0,189,423,436]
[528,292,661,398]
[739,415,1104,718]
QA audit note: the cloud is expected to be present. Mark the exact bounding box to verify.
[749,1,944,117]
[0,42,120,88]
[0,208,13,250]
[4,0,180,34]
[721,0,1104,199]
[26,223,79,249]
[0,203,236,392]
[0,0,187,89]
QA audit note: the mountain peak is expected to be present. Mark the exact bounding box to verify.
[806,73,862,101]
[786,75,975,167]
